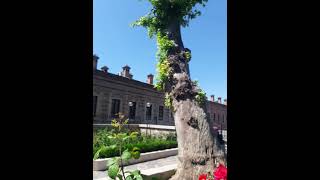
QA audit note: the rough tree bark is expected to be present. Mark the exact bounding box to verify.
[165,20,226,180]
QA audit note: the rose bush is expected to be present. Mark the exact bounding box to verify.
[198,163,227,180]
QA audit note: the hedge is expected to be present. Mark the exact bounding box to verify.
[93,129,177,159]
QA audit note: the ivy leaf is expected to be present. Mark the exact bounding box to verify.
[108,163,119,179]
[121,149,132,161]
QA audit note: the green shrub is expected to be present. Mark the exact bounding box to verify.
[93,130,178,159]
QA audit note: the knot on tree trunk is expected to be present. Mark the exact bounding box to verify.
[167,54,187,74]
[171,73,197,101]
[187,117,198,129]
[191,156,210,166]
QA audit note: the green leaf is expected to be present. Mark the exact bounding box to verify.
[117,174,123,180]
[108,163,119,179]
[93,148,102,160]
[107,157,119,167]
[131,170,141,177]
[118,133,127,139]
[134,175,143,180]
[130,132,139,138]
[109,144,117,149]
[123,136,130,141]
[93,146,107,160]
[121,149,132,161]
[111,119,120,128]
[108,135,115,139]
[131,147,141,159]
[126,170,142,180]
[125,175,133,180]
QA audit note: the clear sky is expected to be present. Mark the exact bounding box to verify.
[93,0,227,100]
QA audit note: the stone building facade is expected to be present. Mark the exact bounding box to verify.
[93,55,227,130]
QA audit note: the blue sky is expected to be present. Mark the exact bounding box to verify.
[93,0,227,100]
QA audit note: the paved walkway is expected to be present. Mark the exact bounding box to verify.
[93,155,178,180]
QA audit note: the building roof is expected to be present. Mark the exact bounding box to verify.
[93,69,159,92]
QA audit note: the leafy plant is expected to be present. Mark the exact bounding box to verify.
[195,89,207,105]
[184,51,192,62]
[132,0,208,37]
[166,132,177,141]
[192,80,207,105]
[154,33,175,91]
[164,93,173,108]
[96,113,143,180]
[93,136,177,159]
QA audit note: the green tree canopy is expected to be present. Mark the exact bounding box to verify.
[133,0,208,38]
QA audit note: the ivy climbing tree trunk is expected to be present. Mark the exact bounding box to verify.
[165,20,225,180]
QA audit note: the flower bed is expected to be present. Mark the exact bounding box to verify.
[93,129,177,159]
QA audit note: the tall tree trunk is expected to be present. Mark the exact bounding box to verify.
[165,20,226,180]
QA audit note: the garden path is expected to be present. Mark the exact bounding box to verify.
[93,155,178,180]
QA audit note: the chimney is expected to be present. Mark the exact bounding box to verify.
[121,65,133,79]
[218,97,222,104]
[224,99,227,105]
[147,74,154,85]
[93,54,99,70]
[210,95,215,102]
[101,66,109,73]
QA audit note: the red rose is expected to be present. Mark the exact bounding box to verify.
[214,164,227,180]
[199,174,207,180]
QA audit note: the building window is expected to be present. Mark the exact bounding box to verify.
[146,104,152,120]
[129,102,136,120]
[93,96,98,117]
[158,106,164,121]
[218,114,220,123]
[213,113,216,121]
[111,99,120,118]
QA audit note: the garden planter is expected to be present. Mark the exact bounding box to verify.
[93,148,178,171]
